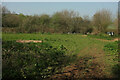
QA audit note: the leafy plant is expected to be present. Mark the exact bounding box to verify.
[2,41,70,79]
[104,41,119,62]
[104,41,118,54]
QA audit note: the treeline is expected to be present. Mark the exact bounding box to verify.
[2,6,118,34]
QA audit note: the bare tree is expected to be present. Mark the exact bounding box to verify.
[51,10,80,33]
[93,9,112,33]
[2,6,11,16]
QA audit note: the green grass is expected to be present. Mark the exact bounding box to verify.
[2,33,108,55]
[2,33,119,79]
[88,33,118,40]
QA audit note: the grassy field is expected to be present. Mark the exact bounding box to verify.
[2,33,119,79]
[2,33,110,55]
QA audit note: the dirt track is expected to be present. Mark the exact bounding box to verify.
[49,44,108,79]
[96,38,118,42]
[49,57,106,80]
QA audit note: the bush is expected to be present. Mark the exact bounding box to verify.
[2,41,70,79]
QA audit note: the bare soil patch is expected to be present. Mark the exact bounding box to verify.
[96,38,118,42]
[16,40,42,43]
[82,35,87,37]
